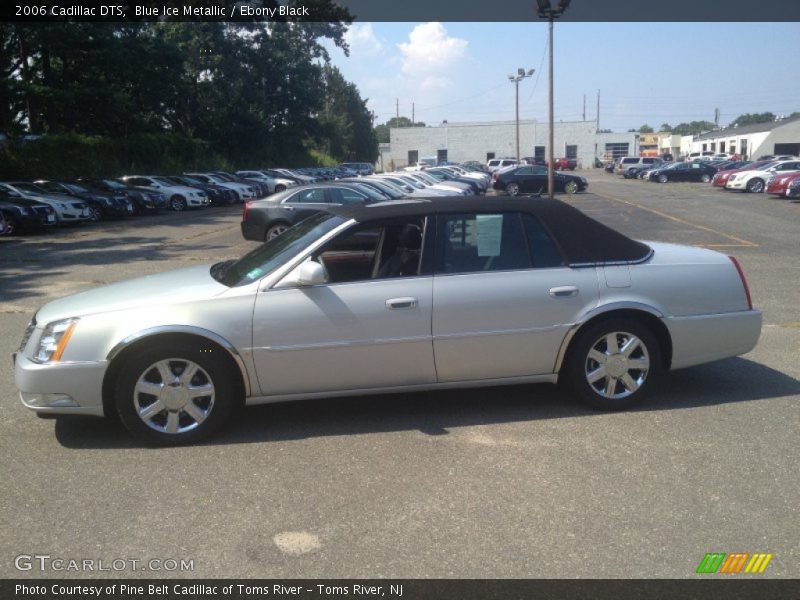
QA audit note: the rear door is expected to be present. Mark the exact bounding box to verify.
[431,212,599,381]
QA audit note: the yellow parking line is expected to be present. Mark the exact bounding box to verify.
[590,191,759,248]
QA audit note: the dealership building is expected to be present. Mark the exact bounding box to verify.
[379,119,639,171]
[689,116,800,159]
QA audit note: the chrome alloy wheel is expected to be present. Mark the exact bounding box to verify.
[266,224,289,241]
[584,331,650,400]
[133,359,215,434]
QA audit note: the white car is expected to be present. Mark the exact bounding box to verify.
[235,170,296,194]
[372,175,449,198]
[726,160,800,193]
[392,174,459,196]
[0,182,91,223]
[186,173,256,201]
[120,176,209,211]
[487,158,519,172]
[405,172,469,196]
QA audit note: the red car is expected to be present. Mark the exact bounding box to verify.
[712,160,769,188]
[552,157,577,170]
[766,171,800,197]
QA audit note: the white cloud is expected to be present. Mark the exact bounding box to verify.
[344,23,383,54]
[397,22,468,75]
[420,76,450,91]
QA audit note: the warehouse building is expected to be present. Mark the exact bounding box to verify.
[382,120,639,170]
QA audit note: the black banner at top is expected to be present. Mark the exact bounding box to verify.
[3,0,800,22]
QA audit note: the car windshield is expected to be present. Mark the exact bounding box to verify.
[65,183,89,193]
[180,176,203,185]
[212,212,345,287]
[153,177,174,186]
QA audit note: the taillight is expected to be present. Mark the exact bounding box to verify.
[242,201,250,222]
[728,256,753,310]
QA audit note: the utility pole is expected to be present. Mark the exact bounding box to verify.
[412,102,415,124]
[583,94,586,121]
[596,89,600,131]
[396,98,399,119]
[508,68,535,163]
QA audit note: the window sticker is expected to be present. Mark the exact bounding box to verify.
[476,215,503,257]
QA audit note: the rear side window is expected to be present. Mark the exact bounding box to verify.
[287,188,326,203]
[521,215,565,268]
[621,158,638,165]
[436,213,531,274]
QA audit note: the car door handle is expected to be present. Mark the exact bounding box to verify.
[283,206,295,211]
[549,286,579,298]
[386,297,418,310]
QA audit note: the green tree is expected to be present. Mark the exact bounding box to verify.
[730,112,775,127]
[659,123,672,132]
[672,121,717,135]
[638,124,654,133]
[317,65,377,162]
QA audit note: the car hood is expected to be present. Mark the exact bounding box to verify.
[35,264,229,324]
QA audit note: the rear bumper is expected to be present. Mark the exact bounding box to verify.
[241,220,265,241]
[666,309,762,370]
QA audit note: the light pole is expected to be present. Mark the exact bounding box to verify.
[508,68,534,163]
[536,0,571,199]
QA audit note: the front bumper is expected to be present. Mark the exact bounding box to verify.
[725,179,747,190]
[14,352,106,417]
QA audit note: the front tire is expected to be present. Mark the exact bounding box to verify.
[114,342,236,444]
[274,184,286,193]
[657,174,668,183]
[563,318,661,411]
[564,180,579,195]
[746,178,765,193]
[1,213,15,235]
[87,205,102,222]
[170,195,187,211]
[505,182,520,196]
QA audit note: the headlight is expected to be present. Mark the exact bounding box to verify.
[34,318,79,363]
[18,206,31,215]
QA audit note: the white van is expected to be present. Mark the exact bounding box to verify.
[616,156,662,175]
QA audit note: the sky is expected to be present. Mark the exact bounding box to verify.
[324,22,800,132]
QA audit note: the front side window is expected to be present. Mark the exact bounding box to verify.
[315,217,426,283]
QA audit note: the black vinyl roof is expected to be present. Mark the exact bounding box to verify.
[329,197,652,266]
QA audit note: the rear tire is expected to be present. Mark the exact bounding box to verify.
[87,205,102,222]
[265,223,290,241]
[563,318,661,411]
[505,182,520,196]
[657,174,668,183]
[1,213,15,235]
[275,185,286,193]
[564,180,579,195]
[700,173,712,183]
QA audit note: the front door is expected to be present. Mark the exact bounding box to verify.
[251,218,436,396]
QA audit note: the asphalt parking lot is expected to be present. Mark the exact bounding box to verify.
[1,173,798,579]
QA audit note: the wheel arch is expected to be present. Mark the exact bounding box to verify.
[555,306,673,376]
[102,327,249,419]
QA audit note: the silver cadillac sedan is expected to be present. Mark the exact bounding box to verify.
[14,197,762,444]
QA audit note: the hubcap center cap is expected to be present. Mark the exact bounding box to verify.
[161,384,188,410]
[606,354,628,378]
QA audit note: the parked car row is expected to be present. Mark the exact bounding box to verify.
[606,154,800,200]
[240,166,493,242]
[0,166,384,237]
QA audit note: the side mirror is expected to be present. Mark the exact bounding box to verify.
[275,259,327,289]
